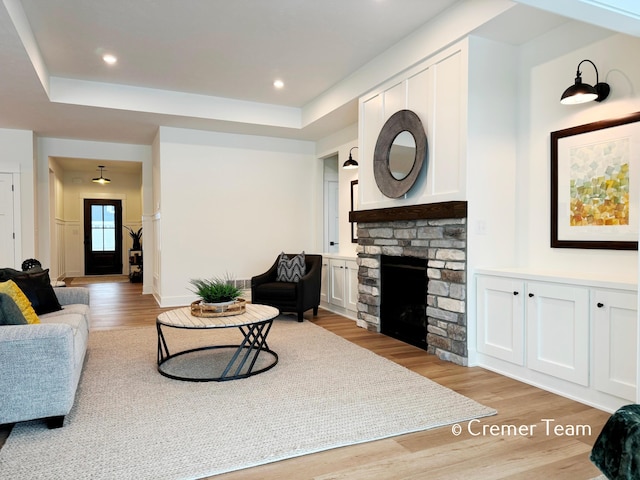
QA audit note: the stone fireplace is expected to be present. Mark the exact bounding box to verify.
[350,202,468,366]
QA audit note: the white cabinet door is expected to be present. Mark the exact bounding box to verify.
[329,259,346,307]
[592,289,638,401]
[346,260,359,313]
[476,276,525,365]
[320,259,329,304]
[527,282,589,386]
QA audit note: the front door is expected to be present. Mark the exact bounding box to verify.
[84,199,123,275]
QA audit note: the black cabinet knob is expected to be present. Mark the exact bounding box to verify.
[513,291,519,296]
[597,302,604,308]
[528,293,534,298]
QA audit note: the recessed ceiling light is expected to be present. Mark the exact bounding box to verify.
[102,54,117,65]
[273,79,284,89]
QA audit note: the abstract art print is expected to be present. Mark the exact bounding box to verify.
[551,112,640,250]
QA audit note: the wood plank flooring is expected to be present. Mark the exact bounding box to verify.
[1,279,610,479]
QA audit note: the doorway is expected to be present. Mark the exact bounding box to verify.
[83,199,123,275]
[0,173,16,267]
[324,154,339,254]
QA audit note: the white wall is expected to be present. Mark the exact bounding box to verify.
[0,128,35,265]
[515,25,640,281]
[155,127,319,307]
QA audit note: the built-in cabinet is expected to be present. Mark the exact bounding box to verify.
[476,270,638,412]
[320,255,358,320]
[592,288,638,401]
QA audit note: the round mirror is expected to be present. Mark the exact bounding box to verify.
[389,131,416,180]
[373,110,428,198]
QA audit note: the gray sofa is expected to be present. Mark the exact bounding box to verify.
[0,287,90,428]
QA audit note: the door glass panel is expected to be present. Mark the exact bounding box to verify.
[92,229,104,251]
[91,204,116,252]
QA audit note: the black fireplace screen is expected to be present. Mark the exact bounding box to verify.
[380,255,427,350]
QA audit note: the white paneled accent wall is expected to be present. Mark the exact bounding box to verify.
[359,40,467,211]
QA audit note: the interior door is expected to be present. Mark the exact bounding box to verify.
[327,180,339,253]
[0,173,15,267]
[84,199,123,275]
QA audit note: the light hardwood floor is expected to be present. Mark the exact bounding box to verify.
[1,279,610,479]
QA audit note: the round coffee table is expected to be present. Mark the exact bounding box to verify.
[156,303,279,382]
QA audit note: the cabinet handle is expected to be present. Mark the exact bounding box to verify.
[597,302,604,308]
[528,293,534,298]
[513,291,519,296]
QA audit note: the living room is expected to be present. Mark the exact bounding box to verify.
[0,1,639,477]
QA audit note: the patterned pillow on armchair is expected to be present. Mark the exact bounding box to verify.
[276,252,306,282]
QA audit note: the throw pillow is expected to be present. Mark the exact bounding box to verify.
[0,280,39,324]
[276,252,306,282]
[0,292,28,325]
[0,268,24,282]
[6,269,62,315]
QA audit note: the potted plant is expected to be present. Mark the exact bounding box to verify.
[189,275,242,306]
[124,226,143,250]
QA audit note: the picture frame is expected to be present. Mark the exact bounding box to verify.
[350,180,358,243]
[551,111,640,250]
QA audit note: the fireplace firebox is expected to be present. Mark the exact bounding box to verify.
[380,255,427,350]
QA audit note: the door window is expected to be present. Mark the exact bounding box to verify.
[91,204,116,251]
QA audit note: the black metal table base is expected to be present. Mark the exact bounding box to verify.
[156,319,278,382]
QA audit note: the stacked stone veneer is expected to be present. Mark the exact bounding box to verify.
[356,218,468,366]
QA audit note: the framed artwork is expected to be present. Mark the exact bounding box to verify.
[351,180,358,243]
[551,111,640,250]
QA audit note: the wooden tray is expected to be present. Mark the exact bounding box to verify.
[190,298,247,317]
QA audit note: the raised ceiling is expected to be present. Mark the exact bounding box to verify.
[0,0,635,148]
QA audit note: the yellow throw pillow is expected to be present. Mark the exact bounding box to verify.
[0,280,39,324]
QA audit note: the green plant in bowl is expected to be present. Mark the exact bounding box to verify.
[189,275,242,305]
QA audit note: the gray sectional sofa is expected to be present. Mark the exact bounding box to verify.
[0,287,90,428]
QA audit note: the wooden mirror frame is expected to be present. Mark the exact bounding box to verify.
[373,110,428,198]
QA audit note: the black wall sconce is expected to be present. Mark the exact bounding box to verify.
[343,146,358,169]
[560,59,610,105]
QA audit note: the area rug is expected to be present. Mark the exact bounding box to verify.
[68,275,129,285]
[0,319,496,479]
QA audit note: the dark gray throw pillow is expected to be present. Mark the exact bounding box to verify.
[276,252,306,282]
[0,292,28,325]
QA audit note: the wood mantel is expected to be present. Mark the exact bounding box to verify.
[349,201,467,223]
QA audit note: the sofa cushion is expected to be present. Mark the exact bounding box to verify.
[277,252,306,282]
[5,269,62,315]
[254,281,297,301]
[0,280,39,324]
[0,292,28,325]
[40,303,90,321]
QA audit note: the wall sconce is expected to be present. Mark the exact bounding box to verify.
[343,146,358,169]
[560,59,610,105]
[92,165,111,184]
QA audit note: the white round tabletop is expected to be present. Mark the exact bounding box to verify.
[157,303,279,329]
